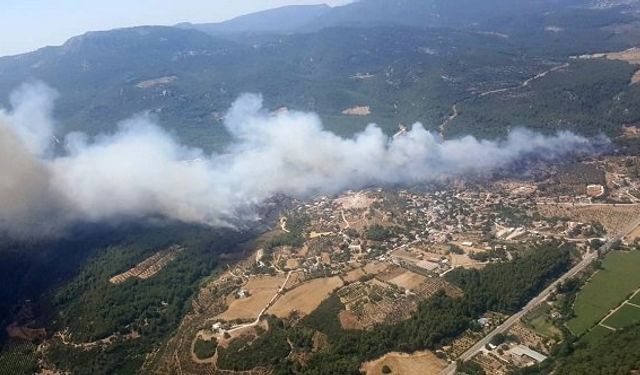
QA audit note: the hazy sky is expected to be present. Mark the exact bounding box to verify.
[0,0,351,57]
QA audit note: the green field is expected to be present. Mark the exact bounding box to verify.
[578,325,614,345]
[567,251,640,336]
[630,291,640,306]
[602,304,640,330]
[523,304,562,338]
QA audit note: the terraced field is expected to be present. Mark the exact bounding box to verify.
[537,204,640,235]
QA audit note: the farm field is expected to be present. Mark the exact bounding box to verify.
[267,276,343,318]
[343,267,366,283]
[602,304,640,330]
[567,251,640,336]
[216,275,287,321]
[624,224,640,242]
[109,245,184,284]
[630,291,640,305]
[387,269,428,291]
[360,350,447,375]
[450,252,486,268]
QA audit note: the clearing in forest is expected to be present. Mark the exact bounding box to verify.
[360,351,447,375]
[109,245,183,284]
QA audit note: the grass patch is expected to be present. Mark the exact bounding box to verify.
[522,304,561,338]
[193,337,217,360]
[602,304,640,330]
[567,251,640,336]
[578,325,614,345]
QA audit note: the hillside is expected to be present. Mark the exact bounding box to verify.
[4,1,640,374]
[1,1,640,153]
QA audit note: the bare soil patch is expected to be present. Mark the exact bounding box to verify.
[450,253,485,268]
[335,192,375,209]
[360,351,447,375]
[135,75,177,88]
[343,267,366,283]
[338,310,363,330]
[625,223,640,242]
[622,125,640,140]
[6,323,46,341]
[364,261,389,275]
[342,106,371,116]
[387,270,428,291]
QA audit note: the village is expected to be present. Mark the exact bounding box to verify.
[137,155,640,375]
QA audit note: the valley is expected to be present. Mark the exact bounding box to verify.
[3,0,640,374]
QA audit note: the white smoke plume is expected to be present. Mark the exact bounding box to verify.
[0,82,598,237]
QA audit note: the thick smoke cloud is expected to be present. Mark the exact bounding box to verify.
[0,83,598,237]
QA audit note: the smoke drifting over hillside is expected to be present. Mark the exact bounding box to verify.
[0,83,599,237]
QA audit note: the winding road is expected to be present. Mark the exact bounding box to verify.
[438,62,570,137]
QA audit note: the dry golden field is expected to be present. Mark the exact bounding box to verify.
[360,351,447,375]
[267,276,343,318]
[216,275,286,321]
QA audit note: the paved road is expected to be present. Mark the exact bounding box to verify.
[440,217,640,375]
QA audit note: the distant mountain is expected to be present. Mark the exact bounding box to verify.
[306,0,605,31]
[176,4,331,35]
[0,26,247,148]
[305,0,441,30]
[179,0,618,36]
[0,0,638,152]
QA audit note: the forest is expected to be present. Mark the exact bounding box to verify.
[553,323,640,374]
[40,224,258,374]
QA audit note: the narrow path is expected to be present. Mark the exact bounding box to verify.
[593,286,640,332]
[341,210,351,228]
[220,270,296,335]
[280,217,290,233]
[438,62,569,138]
[599,324,617,331]
[439,103,459,137]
